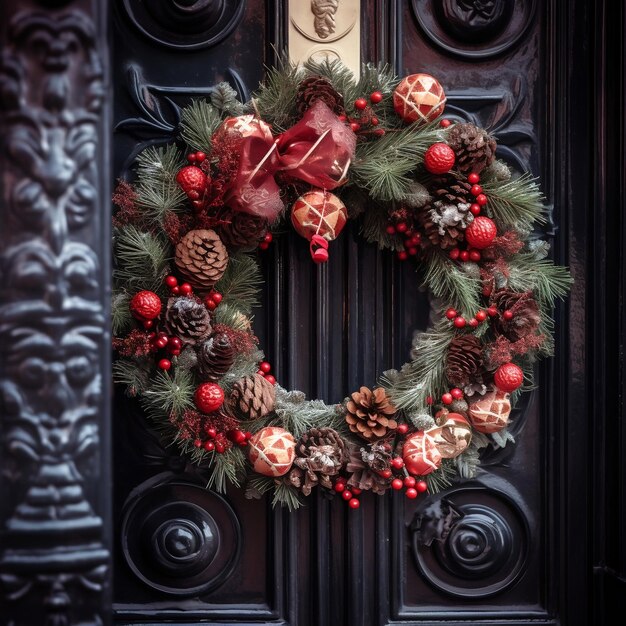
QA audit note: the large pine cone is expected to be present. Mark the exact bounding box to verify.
[446,123,497,174]
[345,387,398,441]
[229,374,275,420]
[175,229,228,290]
[287,427,348,496]
[196,333,235,381]
[345,442,392,495]
[164,297,211,346]
[490,289,541,341]
[295,75,344,116]
[217,213,268,251]
[446,335,484,388]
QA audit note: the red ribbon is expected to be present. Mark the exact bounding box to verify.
[225,100,356,222]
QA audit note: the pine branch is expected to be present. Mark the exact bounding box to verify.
[213,302,254,330]
[219,349,265,393]
[380,321,455,410]
[211,82,244,116]
[114,225,171,292]
[426,459,457,494]
[454,431,490,479]
[214,253,263,314]
[304,57,357,103]
[480,173,546,232]
[245,475,275,499]
[206,446,247,492]
[112,290,133,335]
[360,203,403,250]
[113,358,151,397]
[180,99,222,153]
[141,368,195,420]
[272,480,303,511]
[252,58,301,131]
[421,250,481,317]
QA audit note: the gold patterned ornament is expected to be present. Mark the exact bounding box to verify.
[468,388,511,434]
[427,411,472,459]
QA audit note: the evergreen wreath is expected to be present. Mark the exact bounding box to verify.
[112,60,572,510]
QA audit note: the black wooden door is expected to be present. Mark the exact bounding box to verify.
[1,1,624,625]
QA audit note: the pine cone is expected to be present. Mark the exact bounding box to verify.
[345,442,392,495]
[196,333,235,381]
[175,229,228,290]
[229,374,275,420]
[446,335,485,388]
[217,212,268,251]
[345,387,398,441]
[490,289,541,341]
[164,297,211,346]
[295,75,344,116]
[446,122,497,174]
[287,427,347,495]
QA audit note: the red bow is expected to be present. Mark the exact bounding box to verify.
[225,101,356,222]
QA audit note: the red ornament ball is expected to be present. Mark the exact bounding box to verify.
[494,362,524,392]
[403,431,442,476]
[219,114,273,142]
[247,426,296,477]
[393,73,446,125]
[465,216,497,249]
[176,165,206,201]
[291,191,348,243]
[130,290,162,321]
[194,382,225,414]
[424,142,456,174]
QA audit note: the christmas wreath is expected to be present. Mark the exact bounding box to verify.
[113,60,572,510]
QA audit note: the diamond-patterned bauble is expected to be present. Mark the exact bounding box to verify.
[291,191,348,242]
[424,143,456,174]
[248,426,296,477]
[494,362,524,392]
[129,290,162,321]
[464,215,497,249]
[194,382,225,414]
[393,73,446,125]
[402,430,442,476]
[428,412,472,459]
[176,165,207,201]
[218,114,273,142]
[468,388,511,433]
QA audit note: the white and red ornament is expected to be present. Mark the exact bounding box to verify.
[494,362,524,392]
[424,142,456,174]
[464,215,497,249]
[248,426,296,477]
[194,382,225,414]
[393,73,446,125]
[402,430,442,476]
[218,114,273,142]
[468,388,511,433]
[291,190,348,263]
[428,412,472,459]
[130,290,162,322]
[176,165,207,201]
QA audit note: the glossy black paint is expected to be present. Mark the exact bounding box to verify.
[0,0,623,624]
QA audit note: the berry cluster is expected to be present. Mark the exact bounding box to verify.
[151,332,182,370]
[386,220,423,260]
[165,275,194,296]
[256,360,276,386]
[203,289,223,311]
[193,426,252,454]
[445,305,514,330]
[339,91,386,136]
[258,231,273,251]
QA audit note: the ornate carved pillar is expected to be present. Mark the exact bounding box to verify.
[0,1,111,624]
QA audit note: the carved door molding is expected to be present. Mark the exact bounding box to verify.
[0,1,623,625]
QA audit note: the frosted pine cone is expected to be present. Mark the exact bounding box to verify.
[446,122,497,174]
[164,297,211,346]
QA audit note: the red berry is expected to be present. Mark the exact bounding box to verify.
[205,299,217,311]
[404,476,416,488]
[354,97,367,110]
[206,427,217,439]
[487,306,498,317]
[450,387,463,399]
[130,290,162,321]
[405,487,418,499]
[158,358,171,370]
[338,114,347,122]
[453,316,466,328]
[370,91,383,104]
[391,478,404,490]
[334,481,346,493]
[408,247,418,256]
[494,362,524,392]
[257,369,266,377]
[468,318,479,327]
[440,118,451,128]
[350,122,361,132]
[180,282,193,295]
[380,469,393,479]
[397,251,408,261]
[342,490,353,501]
[469,250,481,262]
[194,438,202,448]
[476,193,488,206]
[426,396,433,405]
[259,241,269,251]
[215,442,225,454]
[194,383,225,413]
[397,423,409,435]
[449,248,460,260]
[467,173,480,184]
[391,457,404,470]
[168,337,182,349]
[260,361,271,373]
[204,441,215,452]
[470,184,482,196]
[195,151,206,162]
[476,310,487,322]
[416,480,428,493]
[470,203,481,216]
[170,348,181,356]
[155,337,168,349]
[465,216,497,249]
[503,310,514,320]
[386,225,396,234]
[371,117,379,126]
[442,393,453,405]
[212,292,223,304]
[244,431,252,440]
[459,250,470,262]
[265,374,276,385]
[172,286,180,295]
[165,275,178,288]
[424,143,456,175]
[396,221,408,233]
[348,498,361,509]
[187,153,197,162]
[351,488,362,496]
[264,232,273,243]
[446,308,457,320]
[143,319,154,329]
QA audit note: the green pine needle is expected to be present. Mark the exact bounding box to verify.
[214,254,263,314]
[252,58,301,131]
[360,204,403,250]
[141,368,195,420]
[180,99,223,153]
[219,349,265,393]
[246,475,276,498]
[211,82,244,116]
[271,480,303,511]
[112,290,133,335]
[114,225,171,292]
[426,459,457,494]
[304,57,357,102]
[508,252,573,307]
[113,358,151,397]
[206,446,247,492]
